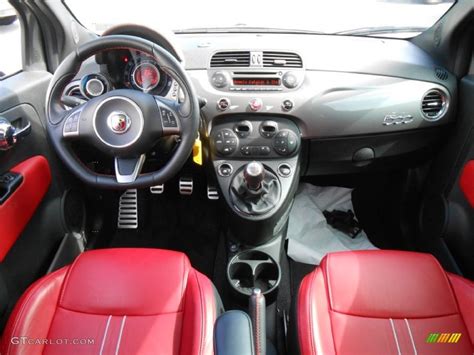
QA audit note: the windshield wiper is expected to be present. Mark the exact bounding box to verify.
[175,26,325,35]
[335,26,427,36]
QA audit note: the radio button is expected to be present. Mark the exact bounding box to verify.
[282,72,298,88]
[217,98,230,111]
[212,72,228,88]
[282,99,294,112]
[249,98,263,112]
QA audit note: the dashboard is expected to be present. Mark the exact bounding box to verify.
[64,27,457,176]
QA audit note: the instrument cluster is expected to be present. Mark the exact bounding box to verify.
[78,49,173,99]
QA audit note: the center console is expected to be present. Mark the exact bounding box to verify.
[210,115,301,246]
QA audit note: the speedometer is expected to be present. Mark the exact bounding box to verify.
[131,61,160,91]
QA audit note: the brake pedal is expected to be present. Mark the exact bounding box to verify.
[207,185,219,200]
[150,184,164,194]
[179,177,193,195]
[117,189,138,229]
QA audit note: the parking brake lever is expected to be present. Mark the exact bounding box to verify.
[249,288,266,355]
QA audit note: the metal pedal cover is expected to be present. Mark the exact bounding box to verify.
[150,184,164,194]
[207,185,219,200]
[117,189,138,229]
[179,177,193,195]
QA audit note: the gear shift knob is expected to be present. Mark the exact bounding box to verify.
[243,161,265,191]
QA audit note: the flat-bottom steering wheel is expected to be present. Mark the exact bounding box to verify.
[46,35,199,189]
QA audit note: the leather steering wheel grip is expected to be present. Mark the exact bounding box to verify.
[45,35,200,189]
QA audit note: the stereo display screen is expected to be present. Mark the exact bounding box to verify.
[233,78,281,86]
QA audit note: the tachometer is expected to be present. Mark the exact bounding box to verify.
[132,61,160,91]
[122,52,171,95]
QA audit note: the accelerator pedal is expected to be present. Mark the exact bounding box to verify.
[207,185,219,200]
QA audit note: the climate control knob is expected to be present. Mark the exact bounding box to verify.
[273,129,299,156]
[249,98,263,112]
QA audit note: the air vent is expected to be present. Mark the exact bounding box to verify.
[210,51,250,67]
[263,51,302,68]
[66,86,84,99]
[421,89,448,121]
[434,67,448,81]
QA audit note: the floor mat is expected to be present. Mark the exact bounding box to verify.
[287,183,377,265]
[108,191,223,278]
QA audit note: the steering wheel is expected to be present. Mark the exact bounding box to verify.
[46,35,199,189]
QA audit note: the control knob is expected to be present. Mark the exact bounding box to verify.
[249,98,263,112]
[211,71,229,88]
[282,72,298,89]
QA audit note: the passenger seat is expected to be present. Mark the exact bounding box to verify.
[297,250,474,354]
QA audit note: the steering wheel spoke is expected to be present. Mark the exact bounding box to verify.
[154,96,182,137]
[114,154,146,183]
[62,106,85,139]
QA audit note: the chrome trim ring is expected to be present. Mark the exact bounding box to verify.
[93,96,144,149]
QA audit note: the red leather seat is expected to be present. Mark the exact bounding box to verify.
[0,248,219,355]
[297,250,474,355]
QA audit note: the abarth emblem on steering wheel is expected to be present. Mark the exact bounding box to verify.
[107,111,131,134]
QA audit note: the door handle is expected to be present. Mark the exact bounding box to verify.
[0,117,31,151]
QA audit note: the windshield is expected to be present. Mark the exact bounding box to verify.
[66,0,454,38]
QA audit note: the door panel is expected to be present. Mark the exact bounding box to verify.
[0,156,51,261]
[460,161,474,208]
[419,76,474,279]
[0,71,76,328]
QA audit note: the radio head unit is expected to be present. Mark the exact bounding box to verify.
[210,70,304,92]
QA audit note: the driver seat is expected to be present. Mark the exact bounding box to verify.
[0,248,219,355]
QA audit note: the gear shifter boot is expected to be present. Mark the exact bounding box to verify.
[230,163,281,215]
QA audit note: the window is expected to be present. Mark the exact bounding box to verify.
[66,0,455,39]
[0,2,21,78]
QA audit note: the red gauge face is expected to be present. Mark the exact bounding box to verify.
[132,62,160,91]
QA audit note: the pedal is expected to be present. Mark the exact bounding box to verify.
[207,185,219,200]
[179,177,193,195]
[150,184,164,194]
[117,189,138,229]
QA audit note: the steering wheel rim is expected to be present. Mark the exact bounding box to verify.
[46,35,199,189]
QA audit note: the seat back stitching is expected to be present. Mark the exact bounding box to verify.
[389,318,401,355]
[404,318,417,355]
[99,315,112,355]
[115,315,127,355]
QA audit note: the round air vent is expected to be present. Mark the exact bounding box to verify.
[421,89,448,121]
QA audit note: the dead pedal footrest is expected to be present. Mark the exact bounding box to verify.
[117,189,138,229]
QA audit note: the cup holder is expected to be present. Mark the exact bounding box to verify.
[227,250,281,299]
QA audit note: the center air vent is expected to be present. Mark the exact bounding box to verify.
[210,51,250,67]
[263,51,302,68]
[421,89,448,121]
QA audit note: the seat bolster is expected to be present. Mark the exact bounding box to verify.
[180,269,218,355]
[298,266,336,355]
[1,267,68,355]
[448,272,474,345]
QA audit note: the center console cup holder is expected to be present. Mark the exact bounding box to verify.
[227,250,281,301]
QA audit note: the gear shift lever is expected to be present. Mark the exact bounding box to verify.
[230,162,281,215]
[243,161,265,191]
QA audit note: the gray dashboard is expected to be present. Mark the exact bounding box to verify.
[66,30,457,175]
[174,33,456,139]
